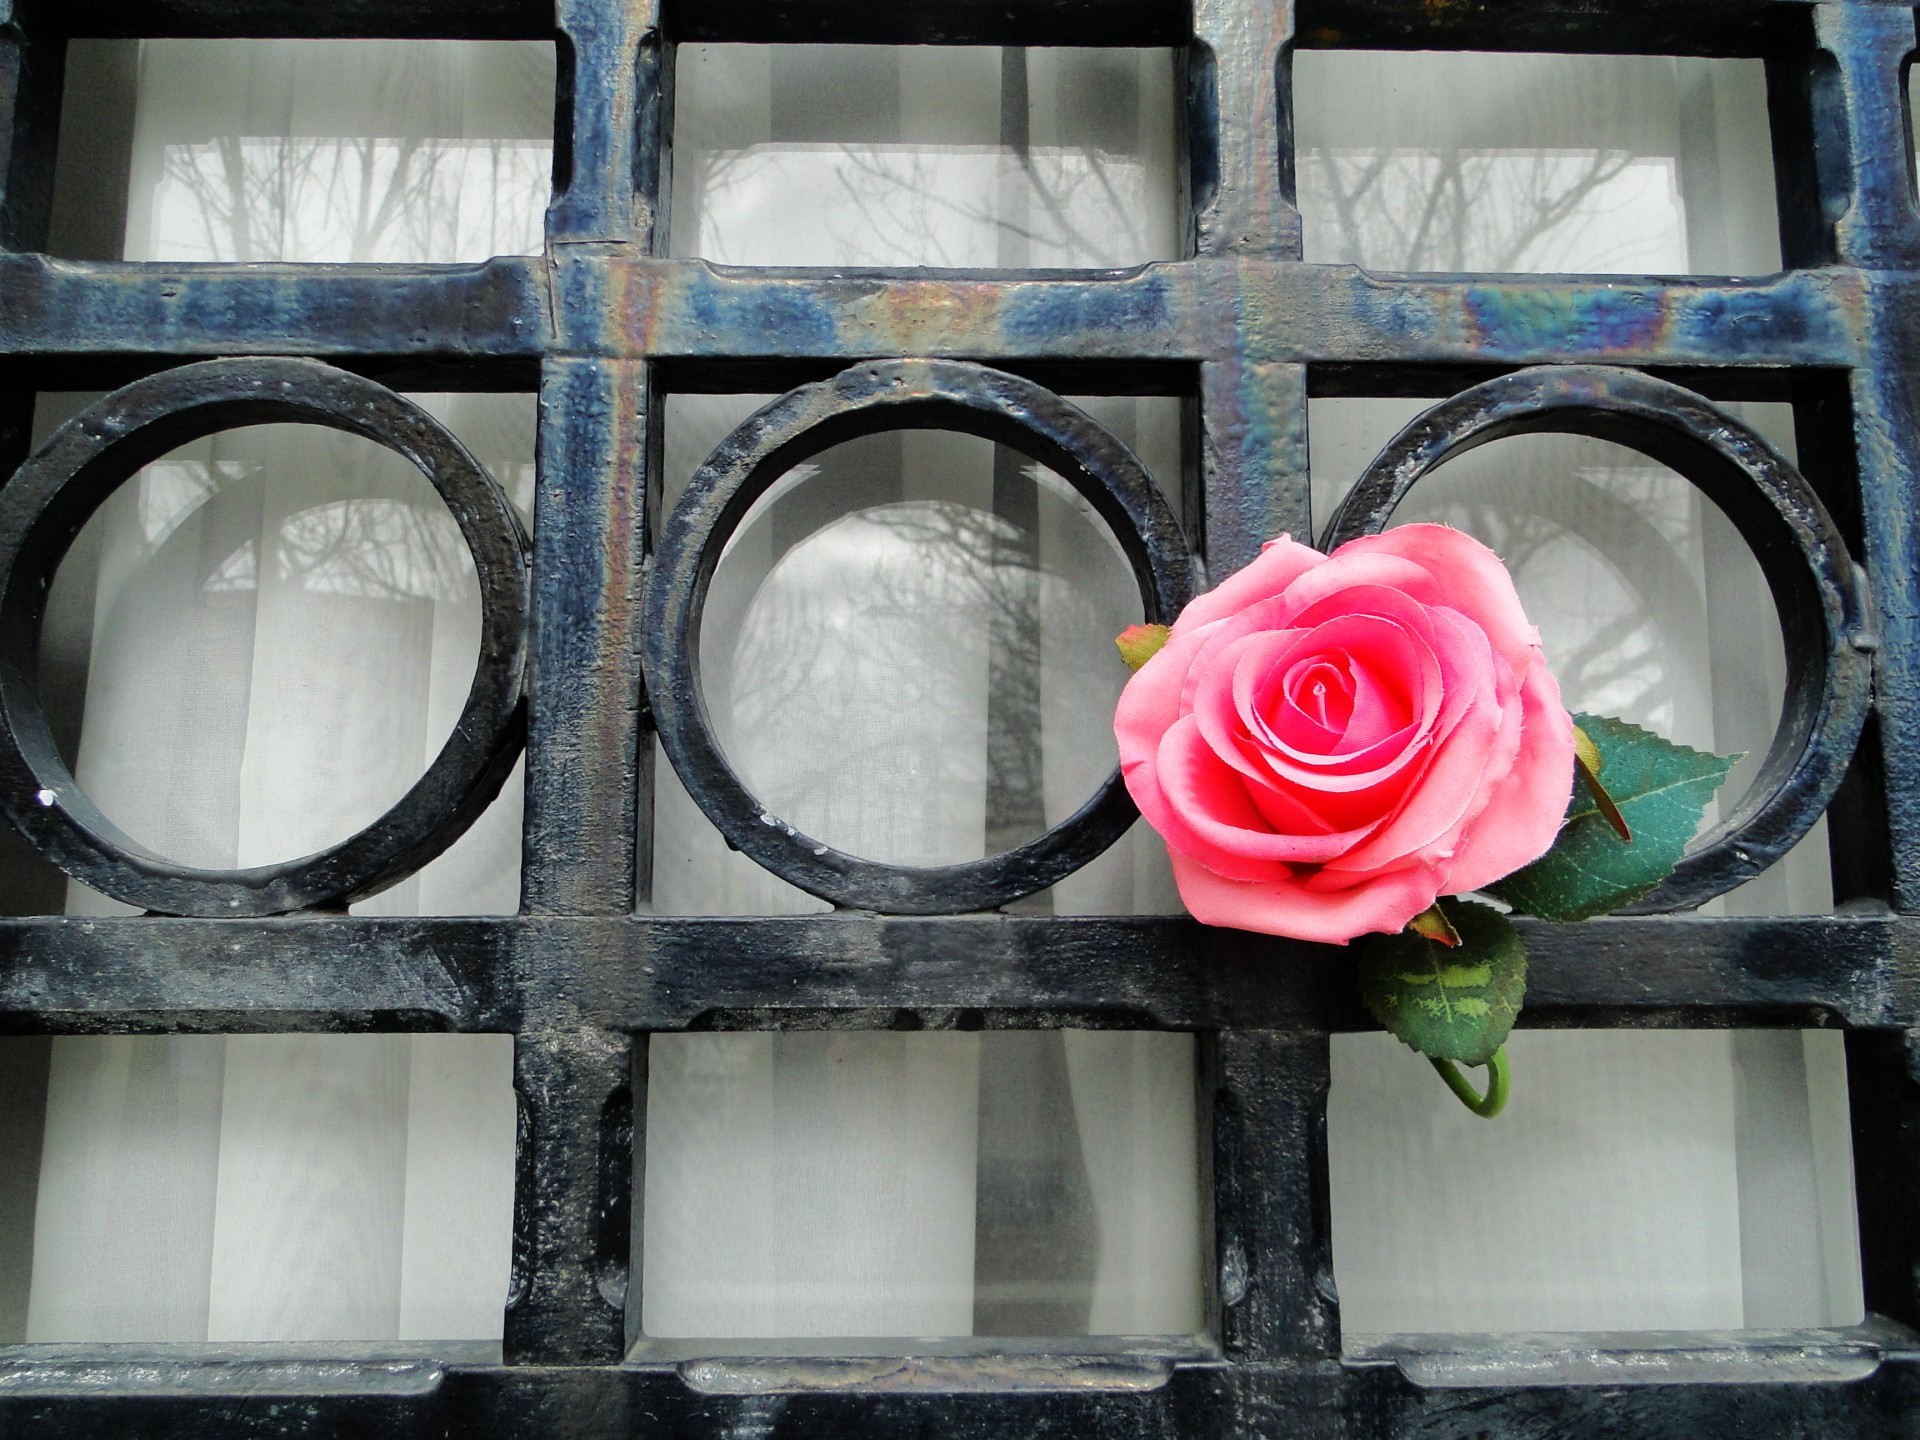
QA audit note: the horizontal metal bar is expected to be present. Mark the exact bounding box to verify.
[663,0,1189,45]
[0,913,1911,1034]
[0,1346,1914,1435]
[0,254,550,369]
[11,0,557,39]
[0,255,1873,372]
[14,0,1902,50]
[567,258,1872,369]
[1294,0,1813,56]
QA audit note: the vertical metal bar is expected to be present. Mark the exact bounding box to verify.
[1793,3,1920,907]
[0,0,65,545]
[1811,3,1920,273]
[550,0,668,247]
[1187,0,1324,1367]
[1188,0,1298,260]
[1787,8,1920,1350]
[0,1036,50,1340]
[0,2,64,255]
[1847,1028,1920,1328]
[1192,0,1309,583]
[0,2,66,907]
[1198,358,1313,577]
[521,357,648,915]
[1213,1030,1338,1360]
[504,1028,633,1364]
[520,0,667,1359]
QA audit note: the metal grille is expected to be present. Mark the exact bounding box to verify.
[1,0,1918,1434]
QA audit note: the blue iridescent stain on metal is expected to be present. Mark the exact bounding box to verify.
[1666,280,1857,357]
[1461,285,1670,355]
[1375,273,1868,365]
[677,268,840,353]
[1000,267,1176,346]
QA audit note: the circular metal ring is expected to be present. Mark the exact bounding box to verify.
[0,357,530,916]
[1320,365,1871,913]
[643,359,1194,913]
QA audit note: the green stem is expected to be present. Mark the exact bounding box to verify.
[1429,1047,1511,1119]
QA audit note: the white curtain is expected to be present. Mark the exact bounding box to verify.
[670,44,1178,268]
[1298,50,1861,1334]
[15,37,548,1344]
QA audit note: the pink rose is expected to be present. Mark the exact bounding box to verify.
[1115,525,1576,944]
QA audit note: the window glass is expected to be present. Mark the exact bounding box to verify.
[11,1033,517,1343]
[1296,53,1780,273]
[51,38,555,263]
[640,1030,1204,1343]
[1331,1029,1863,1334]
[0,39,542,1346]
[672,45,1179,267]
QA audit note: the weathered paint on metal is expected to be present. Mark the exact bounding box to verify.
[0,256,1874,369]
[1,913,1915,1038]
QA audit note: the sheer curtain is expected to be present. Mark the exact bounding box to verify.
[641,45,1202,1343]
[10,38,548,1344]
[1298,50,1861,1334]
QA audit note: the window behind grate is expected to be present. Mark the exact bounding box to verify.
[670,45,1180,267]
[1295,52,1779,274]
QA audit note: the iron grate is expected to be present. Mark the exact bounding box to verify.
[0,0,1918,1434]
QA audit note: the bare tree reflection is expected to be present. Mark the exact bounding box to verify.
[153,133,547,262]
[1295,53,1702,273]
[672,48,1173,268]
[1304,147,1658,273]
[681,141,1164,269]
[711,458,1131,870]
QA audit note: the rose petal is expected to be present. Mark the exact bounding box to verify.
[1253,613,1425,759]
[1338,651,1527,887]
[1153,715,1370,871]
[1328,659,1408,754]
[1242,769,1358,837]
[1115,619,1222,774]
[1338,525,1539,671]
[1235,616,1443,788]
[1442,656,1578,893]
[1168,849,1441,944]
[1281,657,1354,735]
[1261,549,1446,625]
[1186,642,1413,839]
[1188,630,1305,778]
[1172,535,1326,635]
[1319,608,1507,872]
[1179,593,1303,716]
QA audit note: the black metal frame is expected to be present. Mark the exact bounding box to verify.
[1,0,1919,1435]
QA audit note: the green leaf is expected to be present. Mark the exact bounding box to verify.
[1489,712,1738,922]
[1355,899,1527,1066]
